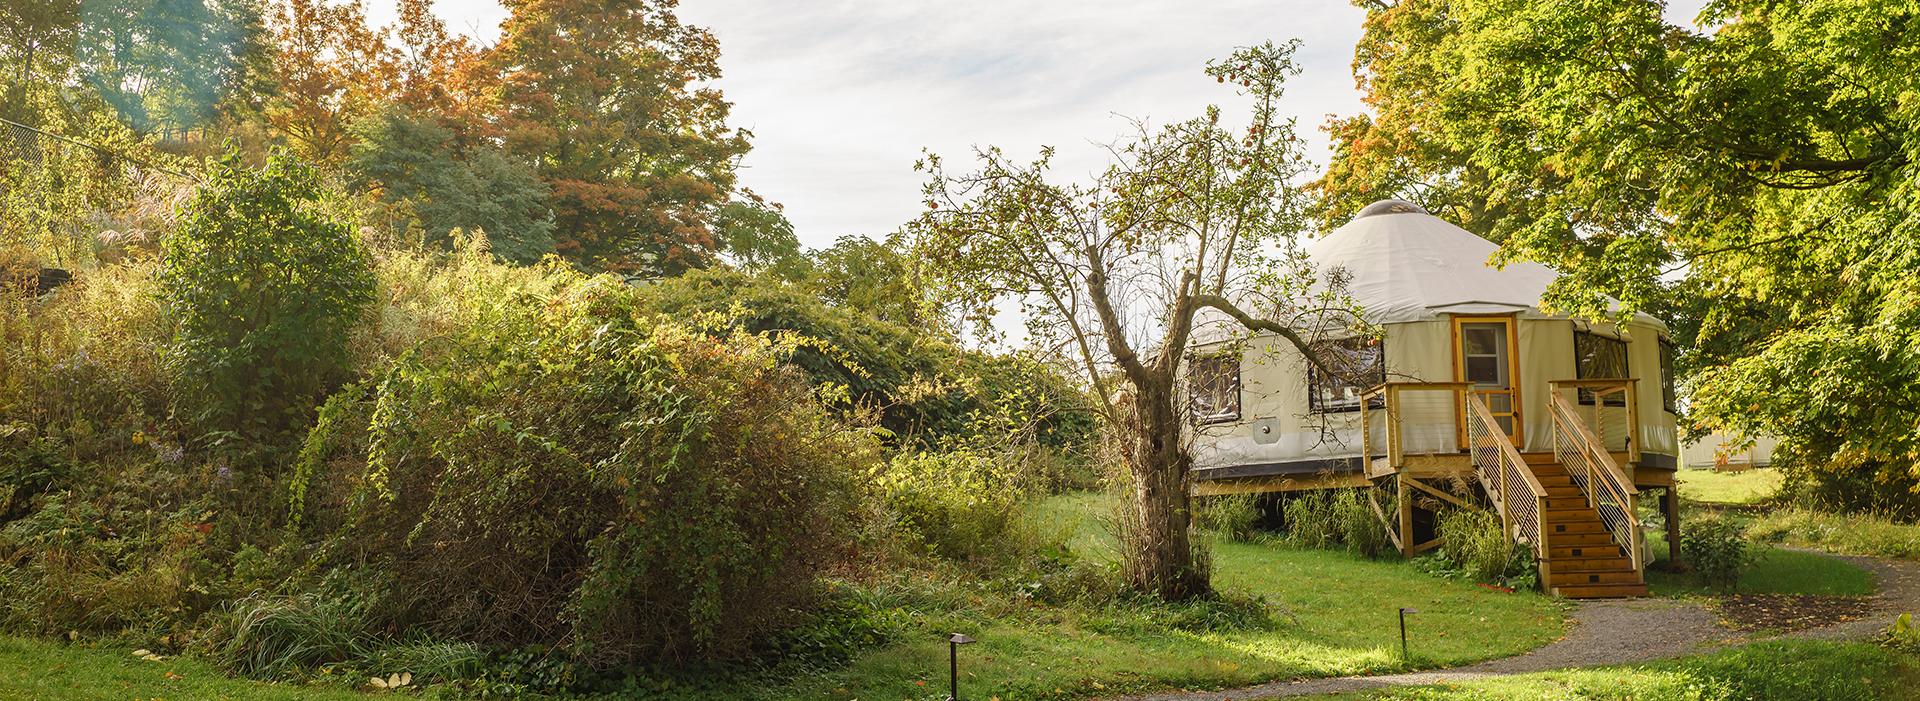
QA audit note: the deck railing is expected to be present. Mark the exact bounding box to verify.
[1359,382,1473,473]
[1466,393,1551,585]
[1547,390,1643,574]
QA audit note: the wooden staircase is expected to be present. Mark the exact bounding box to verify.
[1533,461,1648,598]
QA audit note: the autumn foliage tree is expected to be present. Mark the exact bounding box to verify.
[488,0,750,274]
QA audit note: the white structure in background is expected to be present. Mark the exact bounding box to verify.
[1682,433,1778,470]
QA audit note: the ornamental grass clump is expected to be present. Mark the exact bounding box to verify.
[311,276,871,668]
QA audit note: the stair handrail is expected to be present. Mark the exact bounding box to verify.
[1547,391,1643,575]
[1464,394,1550,586]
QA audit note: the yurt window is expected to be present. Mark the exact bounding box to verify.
[1188,353,1241,424]
[1308,337,1385,413]
[1573,329,1629,406]
[1660,337,1677,413]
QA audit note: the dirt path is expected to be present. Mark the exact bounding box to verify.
[1110,551,1920,700]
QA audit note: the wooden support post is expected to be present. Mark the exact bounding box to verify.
[1664,487,1682,561]
[1398,475,1413,558]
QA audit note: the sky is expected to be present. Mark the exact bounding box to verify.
[376,0,1715,251]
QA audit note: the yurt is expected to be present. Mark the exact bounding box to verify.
[1187,200,1680,598]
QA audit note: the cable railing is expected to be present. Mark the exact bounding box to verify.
[1359,382,1473,475]
[1466,393,1550,584]
[1547,391,1643,574]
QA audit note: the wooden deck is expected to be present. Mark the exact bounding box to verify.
[1191,378,1680,600]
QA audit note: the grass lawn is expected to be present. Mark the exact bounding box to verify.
[790,492,1568,701]
[1315,639,1920,701]
[1644,537,1876,598]
[0,637,373,701]
[1673,468,1780,505]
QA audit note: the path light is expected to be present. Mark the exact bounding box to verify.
[947,633,976,701]
[1399,608,1420,660]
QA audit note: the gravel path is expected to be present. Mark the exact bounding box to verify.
[1110,550,1917,700]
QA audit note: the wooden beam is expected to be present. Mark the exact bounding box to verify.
[1413,538,1443,554]
[1664,487,1682,561]
[1193,472,1369,496]
[1398,475,1413,558]
[1403,476,1483,512]
[1370,484,1402,551]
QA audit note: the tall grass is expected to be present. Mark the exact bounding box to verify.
[1747,507,1920,558]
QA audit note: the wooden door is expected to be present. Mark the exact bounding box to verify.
[1453,316,1523,442]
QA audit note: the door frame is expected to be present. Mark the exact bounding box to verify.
[1450,314,1524,446]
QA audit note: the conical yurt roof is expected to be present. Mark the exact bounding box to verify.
[1307,200,1661,329]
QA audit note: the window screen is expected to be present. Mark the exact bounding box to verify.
[1188,353,1241,424]
[1308,337,1386,414]
[1574,329,1628,406]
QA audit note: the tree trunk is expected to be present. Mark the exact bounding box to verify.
[1123,373,1210,601]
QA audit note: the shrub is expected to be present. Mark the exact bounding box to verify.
[1682,518,1757,591]
[321,277,868,668]
[873,448,1037,564]
[160,151,374,444]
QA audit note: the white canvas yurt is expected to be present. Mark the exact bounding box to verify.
[1187,200,1681,598]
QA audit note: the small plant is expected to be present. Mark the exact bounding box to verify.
[1682,518,1757,591]
[1884,613,1920,653]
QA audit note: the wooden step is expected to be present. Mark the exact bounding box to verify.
[1545,485,1583,497]
[1555,582,1649,599]
[1549,544,1628,559]
[1544,508,1604,524]
[1544,531,1617,547]
[1553,556,1634,572]
[1542,496,1595,511]
[1533,475,1574,488]
[1551,568,1642,586]
[1544,520,1607,534]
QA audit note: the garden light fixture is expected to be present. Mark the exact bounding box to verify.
[947,633,976,700]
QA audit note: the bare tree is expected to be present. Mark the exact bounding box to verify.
[911,41,1363,600]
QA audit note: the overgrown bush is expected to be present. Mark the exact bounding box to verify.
[160,151,374,445]
[873,449,1036,564]
[316,277,869,668]
[1682,518,1756,591]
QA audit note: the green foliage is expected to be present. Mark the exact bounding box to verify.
[1436,509,1508,582]
[73,0,269,135]
[334,277,867,667]
[637,268,1097,457]
[1195,493,1262,543]
[344,108,555,264]
[713,198,801,275]
[1681,518,1757,592]
[1320,0,1920,502]
[871,449,1036,564]
[160,151,374,444]
[1283,487,1393,558]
